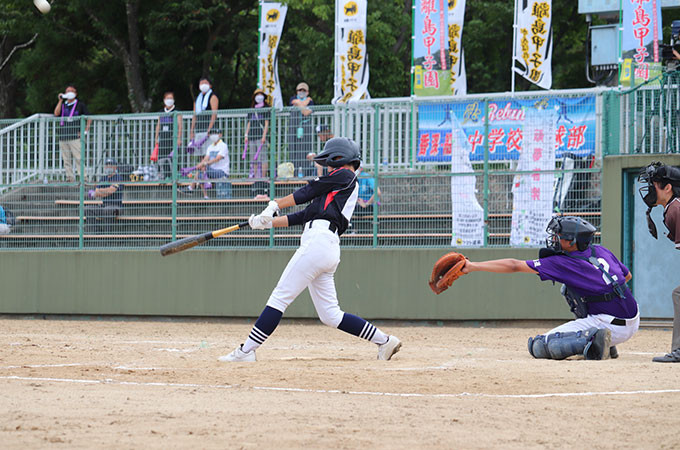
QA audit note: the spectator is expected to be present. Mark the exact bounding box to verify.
[0,205,13,235]
[182,129,230,200]
[154,91,182,180]
[189,77,219,155]
[53,84,91,182]
[307,124,334,177]
[85,158,124,233]
[352,167,381,234]
[244,88,270,178]
[288,82,315,177]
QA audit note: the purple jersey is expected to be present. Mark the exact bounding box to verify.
[526,246,638,319]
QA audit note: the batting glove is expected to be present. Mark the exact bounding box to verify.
[261,200,280,218]
[249,214,272,230]
[88,189,96,199]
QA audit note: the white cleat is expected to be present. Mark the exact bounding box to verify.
[377,336,402,361]
[218,345,256,362]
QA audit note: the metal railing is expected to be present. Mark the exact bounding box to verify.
[0,87,635,250]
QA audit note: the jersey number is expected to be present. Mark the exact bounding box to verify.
[592,258,618,285]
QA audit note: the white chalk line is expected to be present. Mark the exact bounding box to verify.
[1,374,680,399]
[0,363,84,369]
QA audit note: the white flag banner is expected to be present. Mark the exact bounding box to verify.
[334,0,369,103]
[448,0,467,95]
[451,114,483,247]
[510,107,556,246]
[513,0,552,90]
[259,2,288,108]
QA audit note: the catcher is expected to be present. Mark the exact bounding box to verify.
[429,216,639,360]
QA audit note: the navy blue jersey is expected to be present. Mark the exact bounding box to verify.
[98,174,125,208]
[287,168,358,235]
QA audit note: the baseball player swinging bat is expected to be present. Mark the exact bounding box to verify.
[159,221,249,256]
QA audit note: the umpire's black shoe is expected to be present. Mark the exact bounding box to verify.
[610,346,619,359]
[652,349,680,363]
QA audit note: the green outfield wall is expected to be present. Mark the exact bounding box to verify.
[0,249,568,320]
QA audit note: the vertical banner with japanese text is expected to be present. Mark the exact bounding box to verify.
[414,0,450,96]
[334,0,370,103]
[513,0,552,90]
[450,112,483,247]
[448,0,467,96]
[258,2,288,108]
[620,0,663,87]
[510,107,556,246]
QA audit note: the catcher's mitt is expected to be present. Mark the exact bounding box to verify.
[429,252,467,294]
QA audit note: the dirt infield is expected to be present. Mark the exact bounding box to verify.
[0,317,679,449]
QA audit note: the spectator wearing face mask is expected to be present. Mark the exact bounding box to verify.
[288,82,315,177]
[182,129,230,199]
[53,84,91,182]
[85,158,124,233]
[154,92,183,179]
[244,88,271,178]
[189,77,219,155]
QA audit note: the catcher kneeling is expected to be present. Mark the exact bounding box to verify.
[430,216,639,360]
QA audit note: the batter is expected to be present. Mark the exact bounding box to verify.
[220,137,402,362]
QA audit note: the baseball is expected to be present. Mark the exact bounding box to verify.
[33,0,51,14]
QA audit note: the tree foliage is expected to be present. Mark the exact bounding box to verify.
[2,0,675,119]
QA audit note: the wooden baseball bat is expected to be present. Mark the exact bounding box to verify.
[160,221,250,256]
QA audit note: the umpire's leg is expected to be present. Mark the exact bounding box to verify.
[672,284,680,352]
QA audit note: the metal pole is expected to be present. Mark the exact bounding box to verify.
[269,107,277,248]
[372,103,380,248]
[78,117,85,249]
[257,1,263,89]
[511,0,518,93]
[483,100,489,247]
[171,112,178,241]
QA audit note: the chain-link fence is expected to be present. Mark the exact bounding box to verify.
[0,89,617,250]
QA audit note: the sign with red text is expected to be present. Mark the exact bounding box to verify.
[413,0,450,96]
[510,107,556,247]
[417,96,595,163]
[620,0,663,86]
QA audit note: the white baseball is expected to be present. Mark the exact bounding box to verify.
[33,0,51,14]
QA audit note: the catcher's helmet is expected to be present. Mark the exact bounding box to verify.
[313,137,361,169]
[637,162,680,208]
[546,216,596,252]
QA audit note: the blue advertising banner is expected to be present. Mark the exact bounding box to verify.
[417,96,596,162]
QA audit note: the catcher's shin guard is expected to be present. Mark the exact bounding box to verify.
[545,328,611,360]
[528,335,550,359]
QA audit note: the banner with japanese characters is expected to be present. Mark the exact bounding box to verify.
[513,0,552,90]
[334,0,370,103]
[620,0,663,87]
[413,0,450,96]
[510,107,556,247]
[450,114,483,247]
[258,2,288,108]
[417,96,595,163]
[448,0,467,95]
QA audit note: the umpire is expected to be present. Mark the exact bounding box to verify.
[639,162,680,362]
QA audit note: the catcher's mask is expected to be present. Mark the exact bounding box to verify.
[313,137,361,169]
[637,162,680,239]
[546,216,596,252]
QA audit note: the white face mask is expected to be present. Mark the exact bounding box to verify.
[164,98,174,107]
[63,92,76,100]
[199,84,210,93]
[209,134,220,143]
[104,168,115,175]
[297,92,307,100]
[255,94,265,104]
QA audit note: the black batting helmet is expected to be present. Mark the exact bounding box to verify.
[546,216,596,252]
[313,137,361,169]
